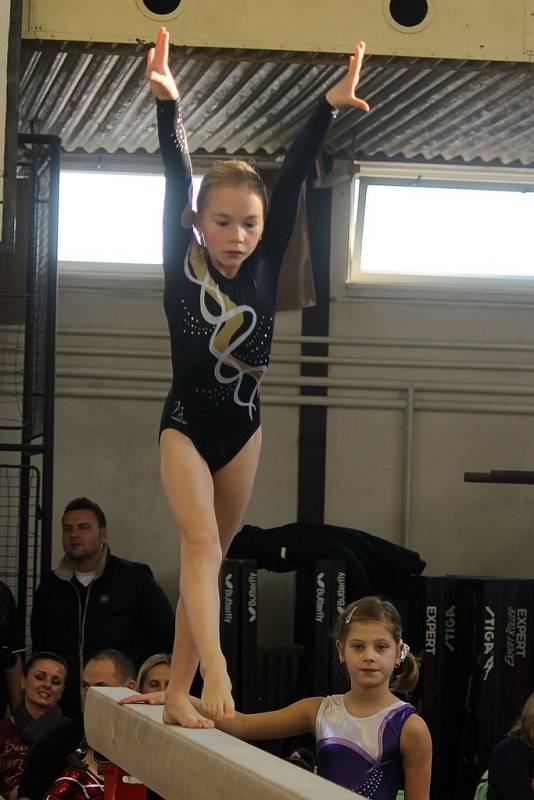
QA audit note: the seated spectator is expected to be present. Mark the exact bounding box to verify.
[488,691,534,799]
[137,654,171,694]
[31,497,175,716]
[0,580,25,717]
[18,649,137,800]
[43,740,108,800]
[0,652,67,797]
[44,761,104,800]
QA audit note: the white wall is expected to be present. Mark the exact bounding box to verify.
[326,178,534,577]
[52,179,534,622]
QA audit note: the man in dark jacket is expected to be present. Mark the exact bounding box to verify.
[31,497,175,716]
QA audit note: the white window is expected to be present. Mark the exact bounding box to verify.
[349,164,534,285]
[58,170,201,265]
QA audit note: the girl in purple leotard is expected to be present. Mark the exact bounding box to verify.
[123,596,432,799]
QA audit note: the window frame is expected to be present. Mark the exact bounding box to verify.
[348,161,534,295]
[57,154,206,274]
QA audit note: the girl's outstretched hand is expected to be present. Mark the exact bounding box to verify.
[146,26,179,101]
[119,690,166,705]
[325,41,370,112]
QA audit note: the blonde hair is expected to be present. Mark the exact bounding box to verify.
[510,691,534,748]
[335,596,420,694]
[196,160,268,216]
[137,653,171,693]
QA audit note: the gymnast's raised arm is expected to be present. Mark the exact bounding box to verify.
[147,26,193,276]
[262,41,370,268]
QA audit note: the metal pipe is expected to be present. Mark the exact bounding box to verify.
[56,326,534,353]
[16,461,30,622]
[50,385,534,415]
[59,326,167,339]
[402,386,415,549]
[0,444,45,453]
[40,136,61,575]
[54,344,534,375]
[464,471,534,485]
[53,366,534,398]
[17,162,38,622]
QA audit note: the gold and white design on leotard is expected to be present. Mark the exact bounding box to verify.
[184,240,267,418]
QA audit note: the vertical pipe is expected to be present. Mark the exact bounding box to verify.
[30,466,41,599]
[402,385,415,549]
[41,138,61,576]
[16,461,30,627]
[16,167,38,621]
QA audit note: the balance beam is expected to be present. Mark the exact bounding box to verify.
[85,687,366,800]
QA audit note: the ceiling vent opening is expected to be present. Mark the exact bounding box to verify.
[141,0,182,15]
[388,0,429,28]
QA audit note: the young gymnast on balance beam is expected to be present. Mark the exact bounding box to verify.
[148,25,370,729]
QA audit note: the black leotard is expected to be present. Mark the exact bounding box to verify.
[157,96,336,472]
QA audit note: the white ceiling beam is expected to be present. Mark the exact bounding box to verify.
[22,0,534,63]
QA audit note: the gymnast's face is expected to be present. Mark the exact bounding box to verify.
[337,620,399,690]
[195,186,264,278]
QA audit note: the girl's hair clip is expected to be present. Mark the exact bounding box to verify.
[344,605,358,625]
[398,641,410,665]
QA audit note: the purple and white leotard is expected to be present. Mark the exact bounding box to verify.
[315,696,417,799]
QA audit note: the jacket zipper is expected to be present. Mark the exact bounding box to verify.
[80,583,93,680]
[70,578,93,705]
[68,580,84,704]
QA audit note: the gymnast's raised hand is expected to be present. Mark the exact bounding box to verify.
[146,26,179,101]
[147,25,369,730]
[325,42,370,112]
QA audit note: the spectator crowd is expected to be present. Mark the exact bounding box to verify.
[4,496,531,800]
[0,497,174,799]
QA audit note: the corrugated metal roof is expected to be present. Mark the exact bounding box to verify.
[18,40,534,166]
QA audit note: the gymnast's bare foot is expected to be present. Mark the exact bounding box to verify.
[200,656,235,720]
[119,690,212,729]
[163,692,214,728]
